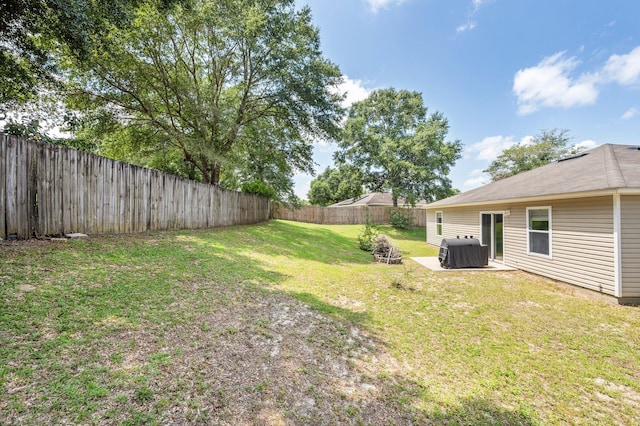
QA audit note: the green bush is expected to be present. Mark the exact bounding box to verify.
[357,215,379,252]
[241,180,276,199]
[390,209,414,229]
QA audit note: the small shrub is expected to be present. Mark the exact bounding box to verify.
[241,180,276,199]
[390,209,414,229]
[357,215,379,252]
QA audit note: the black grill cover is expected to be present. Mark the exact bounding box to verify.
[438,238,489,269]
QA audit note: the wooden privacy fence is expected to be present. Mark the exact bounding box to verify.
[271,204,426,227]
[0,134,270,240]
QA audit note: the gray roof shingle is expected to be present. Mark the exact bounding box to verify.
[428,144,640,208]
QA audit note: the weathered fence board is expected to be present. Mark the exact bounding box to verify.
[271,204,426,227]
[0,136,5,237]
[1,134,270,240]
[4,138,17,236]
[27,141,38,237]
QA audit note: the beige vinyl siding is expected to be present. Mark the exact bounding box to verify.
[426,208,480,246]
[504,197,616,295]
[621,195,640,298]
[427,196,616,295]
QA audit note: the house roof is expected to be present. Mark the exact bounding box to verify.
[329,192,428,207]
[428,144,640,208]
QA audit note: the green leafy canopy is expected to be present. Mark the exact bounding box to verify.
[66,0,345,195]
[336,88,462,206]
[484,129,581,181]
[307,165,363,206]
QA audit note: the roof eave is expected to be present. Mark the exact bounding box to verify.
[426,188,640,209]
[619,188,640,195]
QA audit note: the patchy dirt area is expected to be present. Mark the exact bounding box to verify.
[145,284,422,424]
[0,238,54,248]
[3,275,425,425]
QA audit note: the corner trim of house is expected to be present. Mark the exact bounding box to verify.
[613,192,622,298]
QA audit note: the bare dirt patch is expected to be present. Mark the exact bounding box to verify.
[3,278,424,425]
[142,284,422,424]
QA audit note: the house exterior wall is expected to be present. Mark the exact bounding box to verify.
[427,196,616,296]
[621,195,640,298]
[506,197,615,295]
[426,208,481,246]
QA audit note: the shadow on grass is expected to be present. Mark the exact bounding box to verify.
[290,291,372,327]
[284,292,535,424]
[429,397,536,425]
[1,223,538,424]
[382,225,426,242]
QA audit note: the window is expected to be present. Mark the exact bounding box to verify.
[527,207,551,257]
[436,211,443,236]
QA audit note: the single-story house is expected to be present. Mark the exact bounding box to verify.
[425,144,640,304]
[330,192,428,208]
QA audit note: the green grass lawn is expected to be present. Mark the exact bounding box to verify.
[2,220,640,424]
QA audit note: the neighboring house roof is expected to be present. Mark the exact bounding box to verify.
[329,192,428,207]
[428,144,640,208]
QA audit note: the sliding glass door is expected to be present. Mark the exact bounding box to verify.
[481,213,504,261]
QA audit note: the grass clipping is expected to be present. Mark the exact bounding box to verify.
[372,235,402,264]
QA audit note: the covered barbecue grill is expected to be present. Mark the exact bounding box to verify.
[438,237,489,269]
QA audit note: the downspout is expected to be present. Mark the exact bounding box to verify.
[613,191,622,298]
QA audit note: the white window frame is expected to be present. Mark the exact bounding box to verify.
[526,206,552,259]
[435,211,443,237]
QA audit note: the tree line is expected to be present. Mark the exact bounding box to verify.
[3,0,343,204]
[1,0,577,207]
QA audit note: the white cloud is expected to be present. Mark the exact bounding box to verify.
[622,107,640,120]
[463,175,490,190]
[472,0,492,11]
[456,21,476,33]
[364,0,408,13]
[466,135,532,162]
[602,46,640,86]
[513,46,640,114]
[338,75,372,108]
[463,169,491,189]
[575,140,598,150]
[468,168,485,177]
[456,0,492,33]
[520,135,535,146]
[513,52,599,115]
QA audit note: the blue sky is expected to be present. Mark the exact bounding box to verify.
[293,0,640,199]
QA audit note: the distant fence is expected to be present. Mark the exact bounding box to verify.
[271,204,426,227]
[0,134,270,240]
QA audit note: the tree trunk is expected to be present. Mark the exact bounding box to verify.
[212,165,221,185]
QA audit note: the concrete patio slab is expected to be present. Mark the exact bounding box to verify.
[410,257,517,272]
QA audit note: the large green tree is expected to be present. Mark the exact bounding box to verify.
[0,0,180,106]
[335,88,462,206]
[224,119,315,203]
[67,0,344,186]
[307,165,363,206]
[484,129,579,181]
